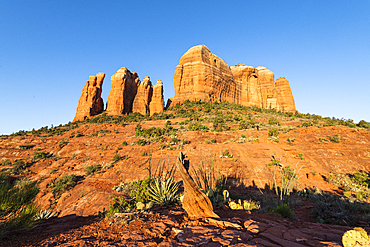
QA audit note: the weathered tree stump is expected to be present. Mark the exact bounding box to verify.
[176,152,219,219]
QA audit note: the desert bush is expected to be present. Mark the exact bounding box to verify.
[1,159,11,166]
[271,204,295,218]
[188,121,209,131]
[19,145,34,150]
[85,164,101,175]
[268,128,279,137]
[238,119,249,130]
[268,117,281,126]
[137,139,147,146]
[122,141,128,146]
[4,160,32,175]
[51,174,77,198]
[357,120,370,129]
[310,190,370,226]
[0,174,39,232]
[330,134,341,143]
[99,196,136,217]
[213,116,229,132]
[33,151,48,160]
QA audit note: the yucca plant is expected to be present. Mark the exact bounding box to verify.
[148,177,179,206]
[34,209,54,220]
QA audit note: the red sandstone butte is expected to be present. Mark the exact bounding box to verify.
[173,45,296,112]
[73,73,105,122]
[132,76,153,115]
[106,67,140,115]
[149,80,165,115]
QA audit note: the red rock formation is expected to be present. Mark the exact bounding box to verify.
[73,73,105,122]
[132,76,153,115]
[174,45,296,112]
[173,45,239,105]
[149,80,164,115]
[106,67,140,115]
[275,77,296,112]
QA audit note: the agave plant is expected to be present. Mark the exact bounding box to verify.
[34,209,54,220]
[148,177,179,206]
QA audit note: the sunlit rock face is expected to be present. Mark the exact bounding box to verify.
[73,73,105,122]
[172,45,296,112]
[149,80,165,115]
[106,67,140,115]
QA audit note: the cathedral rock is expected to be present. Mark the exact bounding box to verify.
[172,45,296,112]
[74,44,296,122]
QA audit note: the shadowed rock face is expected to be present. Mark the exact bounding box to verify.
[175,152,219,219]
[73,73,105,122]
[106,67,140,115]
[173,45,296,112]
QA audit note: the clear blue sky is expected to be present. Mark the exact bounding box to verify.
[1,1,369,135]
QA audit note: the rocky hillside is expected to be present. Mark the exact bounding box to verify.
[1,101,370,246]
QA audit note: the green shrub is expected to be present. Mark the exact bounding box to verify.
[85,164,101,175]
[188,121,209,131]
[51,174,77,198]
[210,138,216,143]
[6,160,32,175]
[129,177,152,203]
[33,151,48,160]
[19,145,34,150]
[271,204,295,218]
[0,174,39,231]
[268,117,281,126]
[213,116,229,132]
[330,134,341,143]
[1,159,11,166]
[268,128,279,137]
[99,196,135,217]
[222,149,233,158]
[137,139,147,146]
[122,141,128,146]
[113,154,122,163]
[351,172,370,186]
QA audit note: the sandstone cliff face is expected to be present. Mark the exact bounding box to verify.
[275,77,296,112]
[173,45,296,112]
[132,76,153,115]
[73,73,105,122]
[149,80,165,115]
[173,45,239,105]
[106,67,140,115]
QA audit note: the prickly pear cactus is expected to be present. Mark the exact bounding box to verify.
[136,202,145,211]
[146,201,154,210]
[342,227,370,247]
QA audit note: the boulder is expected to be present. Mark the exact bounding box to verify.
[132,76,153,115]
[106,67,140,115]
[73,73,105,122]
[149,80,165,115]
